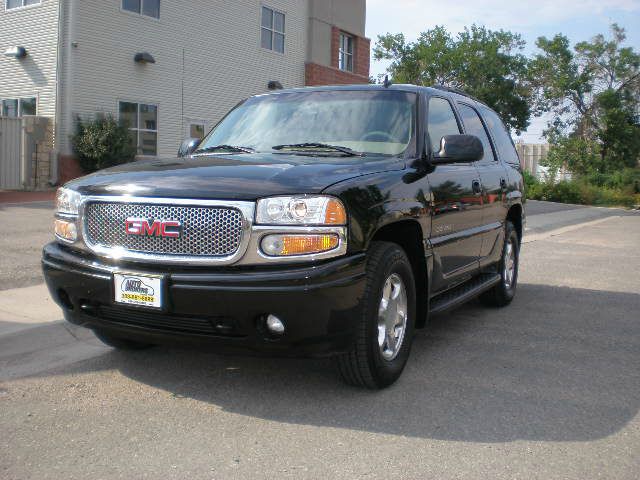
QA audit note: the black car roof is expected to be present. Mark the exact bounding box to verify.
[254,83,490,108]
[255,83,422,96]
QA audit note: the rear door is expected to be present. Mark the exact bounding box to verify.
[426,96,484,293]
[456,102,508,266]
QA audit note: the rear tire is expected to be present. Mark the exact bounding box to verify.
[93,329,154,350]
[480,220,519,307]
[336,241,416,389]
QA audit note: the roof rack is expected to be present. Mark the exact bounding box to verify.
[431,84,477,101]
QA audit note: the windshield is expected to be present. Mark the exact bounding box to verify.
[198,90,416,156]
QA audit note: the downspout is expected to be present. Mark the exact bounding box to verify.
[63,0,76,179]
[65,0,77,158]
[51,0,65,185]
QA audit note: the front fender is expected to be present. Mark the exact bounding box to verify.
[324,169,432,253]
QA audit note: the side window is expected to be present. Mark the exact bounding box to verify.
[457,103,496,164]
[261,6,285,53]
[190,123,205,140]
[338,33,354,72]
[478,106,520,165]
[6,0,40,10]
[122,0,160,19]
[119,101,158,156]
[427,97,461,153]
[1,97,36,117]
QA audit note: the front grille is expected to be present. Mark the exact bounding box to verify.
[96,305,241,337]
[84,202,244,257]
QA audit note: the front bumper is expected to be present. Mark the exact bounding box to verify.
[42,243,366,356]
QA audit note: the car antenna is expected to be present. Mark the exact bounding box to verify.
[383,75,392,88]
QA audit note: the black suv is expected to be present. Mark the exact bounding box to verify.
[43,84,524,389]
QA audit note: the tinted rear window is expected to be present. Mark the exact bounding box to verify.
[478,106,520,165]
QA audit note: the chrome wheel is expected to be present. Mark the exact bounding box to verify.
[504,238,516,289]
[377,273,408,361]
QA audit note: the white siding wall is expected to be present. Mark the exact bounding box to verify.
[0,0,60,119]
[64,0,309,156]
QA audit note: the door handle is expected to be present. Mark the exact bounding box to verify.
[472,180,482,195]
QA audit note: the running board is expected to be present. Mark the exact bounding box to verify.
[430,273,501,315]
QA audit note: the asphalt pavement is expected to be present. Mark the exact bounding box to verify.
[0,200,639,479]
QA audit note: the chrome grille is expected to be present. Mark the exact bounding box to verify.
[84,202,244,257]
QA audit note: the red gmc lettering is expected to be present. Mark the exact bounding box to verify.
[125,218,181,238]
[160,221,181,238]
[141,220,162,237]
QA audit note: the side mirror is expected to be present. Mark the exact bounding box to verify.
[177,138,201,157]
[432,134,483,164]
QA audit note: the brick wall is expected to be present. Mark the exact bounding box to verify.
[306,26,370,86]
[305,62,369,86]
[58,154,85,185]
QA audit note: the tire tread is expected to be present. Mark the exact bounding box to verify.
[336,241,412,389]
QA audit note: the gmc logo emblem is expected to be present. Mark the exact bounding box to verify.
[125,218,182,238]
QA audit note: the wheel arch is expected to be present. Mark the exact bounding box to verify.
[507,203,523,243]
[370,219,429,328]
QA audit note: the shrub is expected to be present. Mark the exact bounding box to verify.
[583,168,640,191]
[72,115,136,173]
[524,176,639,208]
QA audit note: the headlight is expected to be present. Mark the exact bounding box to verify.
[54,219,78,242]
[256,195,347,225]
[56,187,82,215]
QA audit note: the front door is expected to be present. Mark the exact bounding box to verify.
[425,96,484,293]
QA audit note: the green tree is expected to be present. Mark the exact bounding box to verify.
[72,115,137,172]
[544,137,603,176]
[529,24,640,173]
[373,25,532,132]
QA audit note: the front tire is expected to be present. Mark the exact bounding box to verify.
[480,220,519,307]
[93,329,154,350]
[336,241,416,389]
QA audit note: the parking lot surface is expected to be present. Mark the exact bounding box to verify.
[0,201,639,479]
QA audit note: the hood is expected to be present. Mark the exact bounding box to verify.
[66,153,406,200]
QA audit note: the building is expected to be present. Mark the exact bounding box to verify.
[515,142,550,177]
[0,0,369,185]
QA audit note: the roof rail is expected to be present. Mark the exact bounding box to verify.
[431,84,476,100]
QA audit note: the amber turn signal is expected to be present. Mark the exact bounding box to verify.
[261,234,340,256]
[324,198,347,225]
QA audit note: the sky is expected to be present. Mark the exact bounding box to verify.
[365,0,640,142]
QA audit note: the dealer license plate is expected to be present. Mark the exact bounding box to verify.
[114,273,163,309]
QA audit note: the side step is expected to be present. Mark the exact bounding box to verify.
[430,273,501,315]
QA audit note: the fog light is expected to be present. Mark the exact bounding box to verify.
[261,234,339,256]
[266,314,285,335]
[54,219,77,242]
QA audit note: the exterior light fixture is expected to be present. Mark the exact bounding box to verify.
[4,46,27,59]
[134,52,155,64]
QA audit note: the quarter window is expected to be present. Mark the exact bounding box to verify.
[478,106,520,165]
[122,0,160,19]
[261,6,285,53]
[427,97,461,153]
[457,103,496,164]
[119,102,158,156]
[339,33,354,72]
[1,97,37,117]
[6,0,40,10]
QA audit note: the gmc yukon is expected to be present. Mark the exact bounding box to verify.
[43,84,525,389]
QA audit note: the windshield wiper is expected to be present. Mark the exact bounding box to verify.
[193,144,255,154]
[272,143,364,156]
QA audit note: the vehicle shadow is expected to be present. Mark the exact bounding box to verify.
[21,283,640,443]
